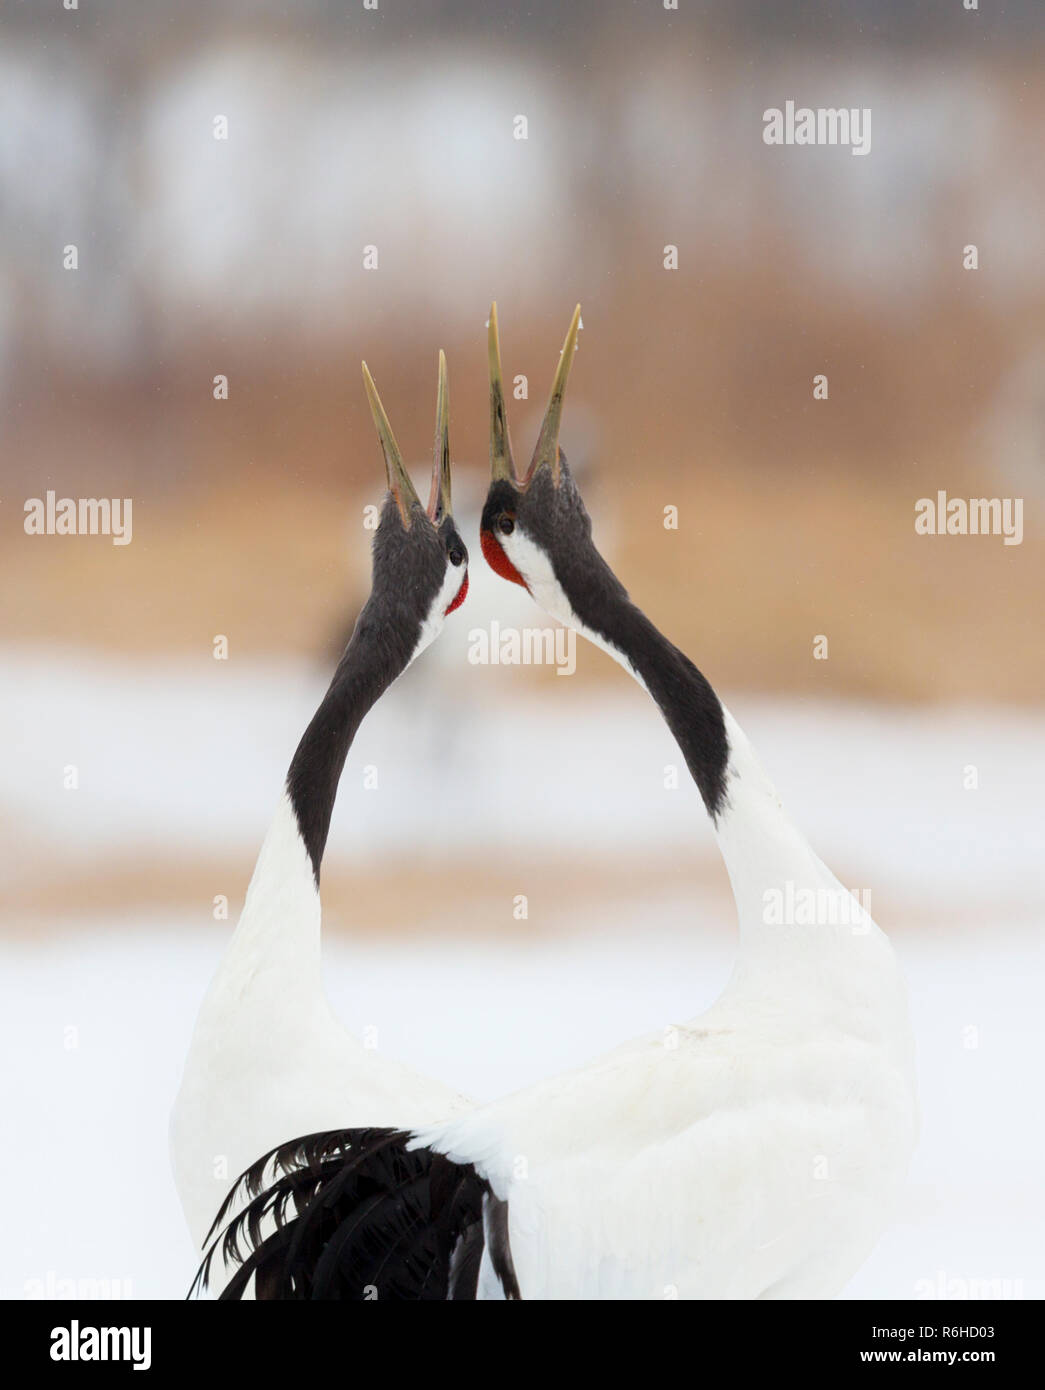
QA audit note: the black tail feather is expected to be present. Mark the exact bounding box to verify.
[190,1127,519,1301]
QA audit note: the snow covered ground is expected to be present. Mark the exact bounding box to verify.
[1,645,1042,1300]
[2,914,1041,1301]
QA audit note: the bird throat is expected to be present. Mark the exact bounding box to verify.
[481,529,529,590]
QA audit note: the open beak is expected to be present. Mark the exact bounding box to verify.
[487,302,581,490]
[427,349,453,523]
[361,361,423,528]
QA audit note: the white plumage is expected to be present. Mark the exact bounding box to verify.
[171,791,472,1250]
[416,722,916,1298]
[401,513,919,1298]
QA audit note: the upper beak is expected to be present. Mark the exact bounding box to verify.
[362,361,423,528]
[528,303,581,486]
[487,302,582,489]
[427,349,453,523]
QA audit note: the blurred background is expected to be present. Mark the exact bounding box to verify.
[2,1,1042,1300]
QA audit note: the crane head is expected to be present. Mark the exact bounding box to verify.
[361,350,469,659]
[480,303,598,610]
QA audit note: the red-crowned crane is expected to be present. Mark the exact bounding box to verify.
[172,352,473,1255]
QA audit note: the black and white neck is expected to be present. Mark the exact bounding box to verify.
[286,571,443,884]
[259,505,463,906]
[491,497,847,952]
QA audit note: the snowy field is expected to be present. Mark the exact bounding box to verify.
[2,644,1043,1300]
[2,917,1042,1302]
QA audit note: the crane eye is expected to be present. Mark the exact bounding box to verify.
[498,516,515,536]
[448,548,464,567]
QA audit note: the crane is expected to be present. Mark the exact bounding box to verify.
[171,352,473,1254]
